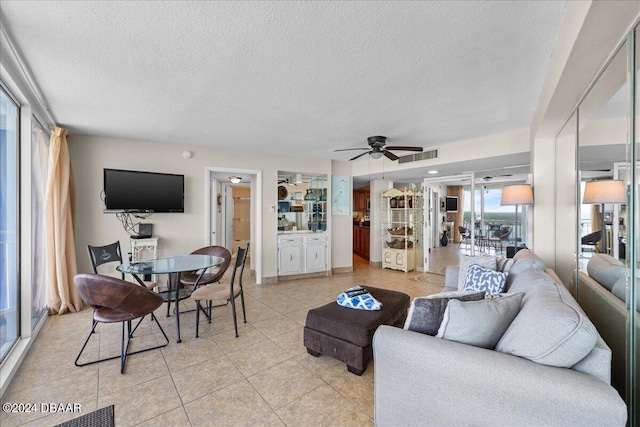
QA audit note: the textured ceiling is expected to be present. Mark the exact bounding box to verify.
[1,1,565,161]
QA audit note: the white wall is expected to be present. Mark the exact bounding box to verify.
[69,135,332,281]
[330,160,353,271]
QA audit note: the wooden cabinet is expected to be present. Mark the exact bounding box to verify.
[354,189,370,211]
[353,226,370,260]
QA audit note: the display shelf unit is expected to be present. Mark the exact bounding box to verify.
[130,237,159,282]
[381,188,423,272]
[304,176,327,232]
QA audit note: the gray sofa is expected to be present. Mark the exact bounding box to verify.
[373,249,627,426]
[570,253,639,409]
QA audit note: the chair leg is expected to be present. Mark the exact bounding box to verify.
[240,290,247,323]
[75,319,99,367]
[195,300,201,338]
[230,296,239,338]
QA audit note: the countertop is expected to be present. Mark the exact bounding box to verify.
[278,231,327,235]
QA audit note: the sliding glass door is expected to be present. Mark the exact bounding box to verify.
[0,85,19,362]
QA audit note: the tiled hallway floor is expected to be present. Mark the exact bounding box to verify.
[1,247,462,426]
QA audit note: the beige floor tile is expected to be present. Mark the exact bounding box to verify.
[170,356,244,403]
[285,308,311,326]
[248,359,324,409]
[269,327,306,357]
[295,352,348,381]
[161,333,224,372]
[276,384,370,427]
[250,411,287,426]
[184,379,272,426]
[326,368,375,417]
[226,340,292,377]
[137,406,191,426]
[251,315,300,340]
[98,375,181,426]
[211,323,268,354]
[22,399,98,427]
[269,298,312,315]
[98,347,169,397]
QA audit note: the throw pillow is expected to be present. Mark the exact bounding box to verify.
[436,293,523,349]
[497,257,514,273]
[336,286,382,310]
[463,264,508,295]
[457,254,497,291]
[403,291,485,336]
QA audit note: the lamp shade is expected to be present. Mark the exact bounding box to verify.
[582,180,626,204]
[500,184,534,206]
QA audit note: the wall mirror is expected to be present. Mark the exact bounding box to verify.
[574,36,637,421]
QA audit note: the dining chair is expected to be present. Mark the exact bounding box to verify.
[458,226,471,249]
[179,245,232,289]
[73,273,169,374]
[192,244,249,338]
[581,230,602,254]
[87,241,157,290]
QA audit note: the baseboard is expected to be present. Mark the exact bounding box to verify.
[332,266,353,274]
[277,271,331,282]
[261,276,278,284]
[370,261,382,267]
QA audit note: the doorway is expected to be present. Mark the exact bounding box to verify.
[205,167,262,284]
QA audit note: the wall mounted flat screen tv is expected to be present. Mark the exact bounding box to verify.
[445,196,458,212]
[104,168,184,213]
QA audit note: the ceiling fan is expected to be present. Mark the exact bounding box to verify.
[334,136,423,161]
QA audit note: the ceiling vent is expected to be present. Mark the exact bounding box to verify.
[398,148,439,164]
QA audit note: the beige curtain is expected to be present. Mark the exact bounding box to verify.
[45,126,82,314]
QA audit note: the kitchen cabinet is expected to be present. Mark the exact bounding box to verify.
[278,236,303,275]
[381,188,423,272]
[304,235,327,272]
[278,233,328,276]
[354,189,369,212]
[353,225,370,260]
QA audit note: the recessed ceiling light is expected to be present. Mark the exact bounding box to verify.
[428,170,439,174]
[229,176,242,184]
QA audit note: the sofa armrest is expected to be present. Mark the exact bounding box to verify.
[373,325,627,427]
[444,266,459,289]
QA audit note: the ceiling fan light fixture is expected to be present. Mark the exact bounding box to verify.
[229,176,242,184]
[370,151,383,159]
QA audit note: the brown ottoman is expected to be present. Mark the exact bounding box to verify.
[303,286,410,375]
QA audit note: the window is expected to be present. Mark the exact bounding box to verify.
[0,85,20,362]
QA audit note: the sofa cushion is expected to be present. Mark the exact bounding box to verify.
[436,293,523,349]
[404,291,484,336]
[611,276,640,311]
[463,264,508,295]
[496,269,598,368]
[505,249,545,291]
[587,254,626,291]
[457,255,497,291]
[497,256,515,273]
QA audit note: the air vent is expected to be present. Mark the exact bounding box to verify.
[398,149,438,164]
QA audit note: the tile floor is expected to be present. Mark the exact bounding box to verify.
[1,247,463,427]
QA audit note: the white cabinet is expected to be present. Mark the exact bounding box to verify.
[383,247,415,272]
[278,233,328,276]
[381,188,423,272]
[278,236,303,275]
[304,235,327,272]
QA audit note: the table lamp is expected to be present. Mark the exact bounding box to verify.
[582,180,626,254]
[500,184,534,246]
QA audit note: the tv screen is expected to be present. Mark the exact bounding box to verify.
[104,168,184,213]
[445,196,458,212]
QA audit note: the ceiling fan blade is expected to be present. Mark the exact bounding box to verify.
[384,146,423,152]
[350,151,371,161]
[334,148,369,152]
[383,150,399,161]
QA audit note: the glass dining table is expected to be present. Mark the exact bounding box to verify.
[117,254,224,343]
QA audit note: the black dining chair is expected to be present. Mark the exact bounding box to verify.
[87,241,157,289]
[192,244,249,338]
[581,230,602,254]
[74,273,169,374]
[458,226,471,249]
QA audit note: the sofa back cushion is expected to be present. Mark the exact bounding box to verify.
[504,249,545,291]
[457,254,497,290]
[496,269,598,368]
[587,254,627,291]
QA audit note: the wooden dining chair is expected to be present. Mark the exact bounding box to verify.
[74,273,169,373]
[191,244,249,338]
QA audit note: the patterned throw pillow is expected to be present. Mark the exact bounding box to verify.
[457,255,497,290]
[336,286,382,310]
[464,264,508,295]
